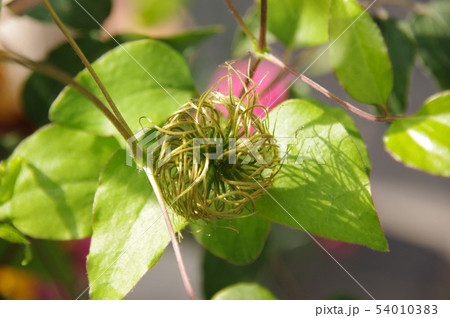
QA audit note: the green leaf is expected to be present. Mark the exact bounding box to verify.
[212,282,277,300]
[190,214,270,265]
[411,0,450,90]
[329,0,393,106]
[0,222,29,244]
[87,150,187,300]
[23,37,117,127]
[50,40,196,136]
[0,222,32,265]
[132,0,187,26]
[25,0,112,31]
[267,0,330,48]
[384,91,450,177]
[377,18,416,115]
[303,99,371,173]
[0,157,23,205]
[258,100,388,251]
[3,125,120,240]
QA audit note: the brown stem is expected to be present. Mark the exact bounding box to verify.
[259,0,268,52]
[262,53,405,122]
[0,51,132,140]
[43,0,133,140]
[144,168,197,300]
[224,0,258,47]
[237,0,268,99]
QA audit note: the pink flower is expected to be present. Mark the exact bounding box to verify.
[209,59,292,117]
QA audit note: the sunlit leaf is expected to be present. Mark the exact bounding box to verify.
[257,100,388,251]
[302,99,371,173]
[329,0,393,106]
[50,40,196,136]
[87,150,187,299]
[0,157,23,206]
[267,0,330,48]
[212,282,277,300]
[3,125,120,240]
[384,91,450,177]
[0,222,28,244]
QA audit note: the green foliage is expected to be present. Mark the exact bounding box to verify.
[202,249,266,299]
[50,40,196,136]
[257,100,388,251]
[377,18,416,115]
[22,28,215,126]
[25,0,111,31]
[190,214,270,265]
[410,0,450,90]
[0,157,23,205]
[132,0,187,26]
[384,91,450,177]
[267,0,330,48]
[0,222,31,265]
[24,38,117,126]
[288,89,371,172]
[0,222,28,244]
[87,150,187,299]
[307,100,371,173]
[329,0,393,107]
[0,125,120,240]
[212,282,277,300]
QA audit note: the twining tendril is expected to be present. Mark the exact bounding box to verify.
[143,66,280,221]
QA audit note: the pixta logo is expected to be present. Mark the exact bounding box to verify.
[126,129,326,169]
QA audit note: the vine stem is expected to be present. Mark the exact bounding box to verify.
[261,52,405,122]
[259,0,268,52]
[224,0,258,47]
[227,0,266,98]
[42,0,133,140]
[143,168,197,300]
